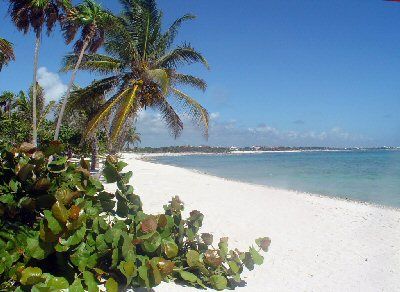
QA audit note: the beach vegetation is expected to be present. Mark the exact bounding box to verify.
[0,142,270,290]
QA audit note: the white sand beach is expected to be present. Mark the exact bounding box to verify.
[117,153,400,292]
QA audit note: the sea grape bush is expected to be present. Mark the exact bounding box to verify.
[0,142,271,291]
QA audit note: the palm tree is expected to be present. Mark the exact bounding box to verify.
[62,0,210,148]
[63,82,108,171]
[8,0,70,146]
[125,127,141,151]
[0,37,15,71]
[54,0,115,141]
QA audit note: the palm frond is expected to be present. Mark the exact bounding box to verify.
[38,100,55,129]
[145,68,169,94]
[0,38,15,71]
[104,16,140,63]
[67,76,120,112]
[155,44,209,69]
[110,84,140,142]
[171,73,207,91]
[171,87,209,138]
[153,99,183,138]
[85,86,131,137]
[161,14,195,50]
[61,53,122,74]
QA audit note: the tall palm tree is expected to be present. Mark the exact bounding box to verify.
[0,37,15,71]
[8,0,70,146]
[62,0,210,147]
[54,0,115,141]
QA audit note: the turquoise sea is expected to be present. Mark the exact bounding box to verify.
[152,150,400,208]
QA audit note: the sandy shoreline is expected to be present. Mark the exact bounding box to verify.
[116,153,400,291]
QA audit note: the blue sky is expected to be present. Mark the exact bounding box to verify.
[1,0,400,147]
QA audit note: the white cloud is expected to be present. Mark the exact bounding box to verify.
[37,67,68,101]
[134,110,372,147]
[210,112,220,120]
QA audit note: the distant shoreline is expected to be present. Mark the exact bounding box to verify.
[125,147,400,157]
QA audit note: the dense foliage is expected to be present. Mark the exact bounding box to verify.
[0,89,83,153]
[0,143,270,290]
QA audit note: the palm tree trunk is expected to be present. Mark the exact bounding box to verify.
[54,40,89,141]
[32,34,41,146]
[90,136,98,172]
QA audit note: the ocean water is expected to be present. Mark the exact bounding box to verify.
[152,150,400,208]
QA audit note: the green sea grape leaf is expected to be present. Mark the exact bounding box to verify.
[9,180,19,192]
[119,261,137,285]
[242,252,255,270]
[69,278,84,291]
[122,233,135,259]
[98,192,115,212]
[228,261,240,274]
[209,275,228,291]
[148,258,162,286]
[179,270,197,283]
[103,162,119,183]
[83,271,99,292]
[116,161,128,171]
[138,264,150,288]
[51,201,69,224]
[186,250,201,267]
[20,267,44,286]
[26,236,52,260]
[60,224,86,247]
[33,274,69,290]
[105,278,118,292]
[112,248,119,268]
[95,234,108,252]
[249,246,264,265]
[162,239,178,259]
[218,237,229,259]
[0,194,15,204]
[116,195,129,217]
[142,232,161,253]
[44,210,62,234]
[179,271,206,288]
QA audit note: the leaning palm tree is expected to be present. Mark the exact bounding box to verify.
[8,0,71,146]
[54,0,115,141]
[0,37,15,71]
[62,0,210,147]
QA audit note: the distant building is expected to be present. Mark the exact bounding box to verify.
[230,146,239,151]
[251,146,261,151]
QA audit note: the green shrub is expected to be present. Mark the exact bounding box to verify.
[0,142,270,291]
